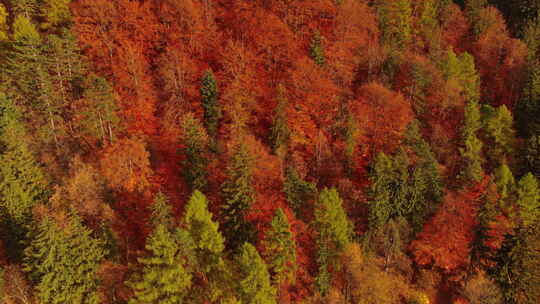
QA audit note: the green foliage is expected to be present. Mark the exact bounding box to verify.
[8,0,38,17]
[309,30,326,66]
[376,0,413,50]
[12,15,40,43]
[222,143,256,249]
[368,152,396,230]
[262,208,297,286]
[482,105,516,165]
[516,173,540,227]
[284,167,317,217]
[129,194,194,304]
[200,69,221,137]
[314,188,353,295]
[525,135,540,177]
[494,163,516,202]
[460,99,484,183]
[181,113,209,191]
[0,4,8,41]
[0,94,48,259]
[40,0,72,30]
[516,63,540,138]
[236,243,277,304]
[465,0,489,37]
[24,215,106,304]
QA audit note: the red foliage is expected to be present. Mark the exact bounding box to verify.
[410,177,489,273]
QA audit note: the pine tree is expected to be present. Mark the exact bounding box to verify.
[24,215,106,304]
[283,167,317,217]
[0,93,48,259]
[222,143,256,249]
[183,190,229,302]
[376,0,413,50]
[460,96,484,183]
[309,30,326,66]
[313,188,353,295]
[236,243,277,304]
[40,0,72,30]
[262,208,297,287]
[270,85,290,158]
[482,105,516,166]
[128,193,194,304]
[516,173,540,228]
[494,163,516,202]
[368,152,396,231]
[181,114,209,191]
[200,69,221,138]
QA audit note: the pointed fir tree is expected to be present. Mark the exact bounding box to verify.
[313,188,353,296]
[222,142,256,249]
[283,167,317,217]
[460,98,484,183]
[376,0,413,50]
[525,135,540,177]
[181,114,210,191]
[465,0,489,37]
[516,173,540,228]
[128,193,194,304]
[236,243,277,304]
[200,69,221,138]
[309,30,326,66]
[270,85,290,158]
[23,215,106,304]
[39,0,72,30]
[262,208,297,287]
[0,93,48,259]
[516,63,540,138]
[482,105,516,166]
[368,152,396,231]
[494,163,516,203]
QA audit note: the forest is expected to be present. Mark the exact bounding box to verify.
[0,0,539,303]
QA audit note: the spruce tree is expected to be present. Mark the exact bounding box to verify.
[0,93,48,259]
[309,30,326,66]
[270,85,290,158]
[465,0,489,37]
[516,173,540,228]
[313,188,353,295]
[128,193,194,304]
[283,167,317,217]
[525,135,540,177]
[262,208,297,287]
[368,152,396,231]
[236,243,276,304]
[482,105,516,166]
[24,215,106,304]
[494,163,516,203]
[376,0,413,50]
[181,114,210,191]
[222,143,256,249]
[40,0,72,30]
[516,63,540,138]
[200,69,221,138]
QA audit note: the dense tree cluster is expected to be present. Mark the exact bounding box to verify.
[0,0,538,303]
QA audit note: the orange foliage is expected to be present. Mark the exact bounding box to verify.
[410,177,488,273]
[350,82,414,155]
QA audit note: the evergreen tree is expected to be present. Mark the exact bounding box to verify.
[0,4,8,41]
[309,30,326,66]
[181,114,209,191]
[376,0,413,50]
[482,105,516,166]
[313,188,353,295]
[460,98,484,183]
[270,85,290,158]
[368,152,397,230]
[200,69,221,138]
[516,173,540,228]
[236,243,276,304]
[283,167,317,217]
[183,190,229,302]
[0,93,48,259]
[40,0,72,30]
[128,193,194,304]
[262,208,297,287]
[24,215,106,304]
[525,135,540,177]
[494,163,516,203]
[465,0,489,37]
[222,143,256,249]
[516,63,540,138]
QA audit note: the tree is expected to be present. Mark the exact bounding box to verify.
[376,0,412,50]
[494,163,516,202]
[368,152,397,231]
[200,69,221,138]
[0,93,49,260]
[309,30,325,66]
[313,188,353,295]
[524,135,540,177]
[283,167,317,217]
[262,208,297,288]
[516,173,540,228]
[236,243,276,304]
[460,98,484,183]
[482,105,515,166]
[516,63,540,138]
[222,143,256,249]
[463,272,503,304]
[40,0,72,30]
[128,193,194,304]
[0,4,8,41]
[270,85,290,158]
[181,114,210,191]
[24,215,106,304]
[465,0,489,36]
